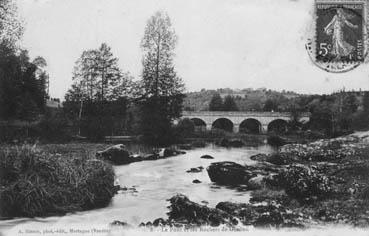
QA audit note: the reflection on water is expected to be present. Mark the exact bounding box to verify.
[0,143,275,232]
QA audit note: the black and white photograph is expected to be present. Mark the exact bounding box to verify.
[1,0,369,235]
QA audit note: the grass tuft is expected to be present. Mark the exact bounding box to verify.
[0,145,115,218]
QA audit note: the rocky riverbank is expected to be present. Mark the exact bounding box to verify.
[131,131,369,229]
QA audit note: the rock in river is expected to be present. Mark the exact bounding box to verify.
[158,148,186,158]
[96,144,137,165]
[97,146,186,165]
[200,154,214,159]
[186,166,204,173]
[110,220,131,227]
[207,162,257,185]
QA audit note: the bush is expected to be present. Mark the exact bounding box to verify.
[0,145,115,217]
[81,116,105,142]
[267,135,287,146]
[277,164,332,201]
[37,109,72,142]
[173,118,195,141]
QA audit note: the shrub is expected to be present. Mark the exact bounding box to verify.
[277,164,332,201]
[0,145,115,217]
[267,135,286,147]
[280,137,359,162]
[173,118,195,139]
[80,116,105,142]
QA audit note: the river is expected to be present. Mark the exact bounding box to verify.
[0,144,276,234]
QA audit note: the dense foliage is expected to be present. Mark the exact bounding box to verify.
[0,0,49,142]
[209,93,238,111]
[277,164,332,201]
[188,88,369,136]
[63,43,133,140]
[0,45,48,121]
[0,145,115,217]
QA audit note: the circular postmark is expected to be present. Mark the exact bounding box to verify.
[306,0,369,73]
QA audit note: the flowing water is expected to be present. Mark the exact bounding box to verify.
[0,143,276,233]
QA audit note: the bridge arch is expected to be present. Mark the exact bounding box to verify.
[267,119,289,133]
[190,118,207,132]
[212,118,234,132]
[239,118,262,134]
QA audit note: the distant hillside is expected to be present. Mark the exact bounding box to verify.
[183,88,306,111]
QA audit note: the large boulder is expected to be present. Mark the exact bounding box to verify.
[207,162,257,185]
[216,201,305,228]
[166,194,233,226]
[158,148,186,158]
[250,154,270,162]
[96,144,136,165]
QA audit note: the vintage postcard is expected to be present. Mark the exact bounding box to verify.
[1,0,369,236]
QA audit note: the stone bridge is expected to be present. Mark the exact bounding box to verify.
[180,111,310,134]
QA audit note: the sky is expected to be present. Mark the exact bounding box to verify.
[17,0,369,99]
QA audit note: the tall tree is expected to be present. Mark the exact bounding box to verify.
[139,11,185,145]
[0,49,47,120]
[95,43,121,101]
[64,43,132,138]
[0,0,23,48]
[68,43,123,102]
[209,93,223,111]
[223,95,238,111]
[70,49,98,101]
[0,0,23,119]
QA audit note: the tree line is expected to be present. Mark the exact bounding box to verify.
[206,90,369,136]
[0,0,49,122]
[63,11,185,145]
[0,0,185,145]
[209,94,239,111]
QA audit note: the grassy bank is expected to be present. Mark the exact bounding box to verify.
[0,144,116,218]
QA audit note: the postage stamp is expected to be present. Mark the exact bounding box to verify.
[316,2,364,62]
[306,0,368,72]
